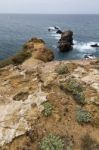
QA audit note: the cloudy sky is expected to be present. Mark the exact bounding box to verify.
[0,0,99,14]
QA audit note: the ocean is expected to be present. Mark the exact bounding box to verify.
[0,14,99,60]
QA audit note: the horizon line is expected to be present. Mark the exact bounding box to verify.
[0,13,99,15]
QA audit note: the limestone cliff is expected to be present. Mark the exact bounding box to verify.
[0,38,99,150]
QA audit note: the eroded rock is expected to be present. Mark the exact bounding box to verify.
[58,30,73,52]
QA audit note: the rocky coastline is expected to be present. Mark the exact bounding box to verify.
[0,38,99,150]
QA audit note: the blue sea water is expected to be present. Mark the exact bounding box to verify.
[0,14,99,60]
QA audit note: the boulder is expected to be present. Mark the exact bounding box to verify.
[56,30,63,34]
[58,30,73,52]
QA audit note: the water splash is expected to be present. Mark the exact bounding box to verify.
[73,41,99,53]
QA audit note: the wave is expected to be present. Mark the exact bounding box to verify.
[50,32,61,40]
[73,41,99,53]
[48,29,61,40]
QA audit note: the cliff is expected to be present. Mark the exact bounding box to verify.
[0,38,99,150]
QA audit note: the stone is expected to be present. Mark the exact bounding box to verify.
[58,30,73,52]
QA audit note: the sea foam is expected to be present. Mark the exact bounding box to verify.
[73,41,99,53]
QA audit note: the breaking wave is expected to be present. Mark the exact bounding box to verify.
[50,32,61,40]
[73,41,99,53]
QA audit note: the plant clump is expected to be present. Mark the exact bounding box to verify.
[12,51,32,65]
[42,102,53,117]
[0,58,12,68]
[56,64,69,75]
[0,51,32,69]
[76,108,92,124]
[65,79,83,93]
[60,79,86,105]
[40,134,64,150]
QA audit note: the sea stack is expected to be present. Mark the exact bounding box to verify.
[58,30,73,52]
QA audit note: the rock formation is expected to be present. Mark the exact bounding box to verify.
[23,37,54,62]
[58,30,73,52]
[0,38,99,150]
[56,29,63,34]
[90,43,99,48]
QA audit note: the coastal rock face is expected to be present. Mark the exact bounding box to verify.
[58,30,73,52]
[23,38,54,62]
[0,38,99,150]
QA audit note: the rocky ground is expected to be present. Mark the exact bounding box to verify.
[0,38,99,150]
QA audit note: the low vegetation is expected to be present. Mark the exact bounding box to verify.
[76,108,92,124]
[56,64,69,75]
[12,51,32,65]
[60,79,86,105]
[0,51,32,68]
[0,58,12,68]
[42,102,53,117]
[65,79,83,93]
[40,134,64,150]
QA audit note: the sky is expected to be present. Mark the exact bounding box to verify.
[0,0,99,14]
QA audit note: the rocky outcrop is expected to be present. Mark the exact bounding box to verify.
[23,38,54,62]
[56,29,63,34]
[58,30,73,52]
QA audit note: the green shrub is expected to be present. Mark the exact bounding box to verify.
[76,108,92,124]
[60,79,86,105]
[12,51,32,65]
[0,58,12,68]
[81,134,99,150]
[66,79,83,93]
[56,64,69,75]
[40,134,64,150]
[42,102,53,117]
[0,51,32,69]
